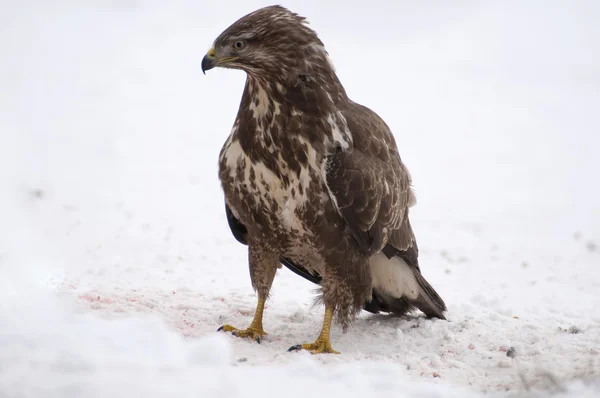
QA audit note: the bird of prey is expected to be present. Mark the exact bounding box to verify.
[202,5,446,354]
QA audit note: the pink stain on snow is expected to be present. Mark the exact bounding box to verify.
[78,294,114,304]
[183,319,195,328]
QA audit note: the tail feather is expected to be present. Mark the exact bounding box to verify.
[411,270,447,319]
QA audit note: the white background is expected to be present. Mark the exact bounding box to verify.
[1,1,599,397]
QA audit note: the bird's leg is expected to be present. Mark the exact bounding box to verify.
[218,294,267,343]
[288,306,340,354]
[218,245,277,344]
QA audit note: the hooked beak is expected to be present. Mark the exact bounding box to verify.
[201,47,217,74]
[201,47,240,75]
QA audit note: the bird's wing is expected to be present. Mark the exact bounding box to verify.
[326,105,446,319]
[225,204,248,245]
[325,103,416,256]
[224,202,322,284]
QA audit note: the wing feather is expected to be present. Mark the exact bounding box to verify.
[324,103,415,255]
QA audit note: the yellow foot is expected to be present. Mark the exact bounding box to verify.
[288,339,340,355]
[217,324,267,344]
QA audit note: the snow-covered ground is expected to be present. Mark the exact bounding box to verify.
[1,1,599,397]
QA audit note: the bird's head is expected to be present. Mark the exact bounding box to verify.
[202,6,332,83]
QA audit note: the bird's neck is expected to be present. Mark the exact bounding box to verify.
[232,74,352,163]
[237,71,348,120]
[238,76,284,122]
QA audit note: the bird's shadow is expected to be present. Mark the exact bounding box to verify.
[350,311,435,331]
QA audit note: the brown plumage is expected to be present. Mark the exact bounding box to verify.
[203,5,447,354]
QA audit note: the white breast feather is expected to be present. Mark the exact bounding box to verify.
[248,85,271,118]
[224,139,244,177]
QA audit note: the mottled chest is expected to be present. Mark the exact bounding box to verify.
[219,136,326,240]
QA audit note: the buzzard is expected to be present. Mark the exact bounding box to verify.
[202,5,446,354]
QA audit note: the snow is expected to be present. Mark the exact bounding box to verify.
[1,1,600,397]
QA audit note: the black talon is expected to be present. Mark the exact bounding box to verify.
[232,331,238,337]
[255,336,261,344]
[217,326,224,332]
[288,344,302,352]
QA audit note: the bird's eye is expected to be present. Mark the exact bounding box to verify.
[233,40,245,50]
